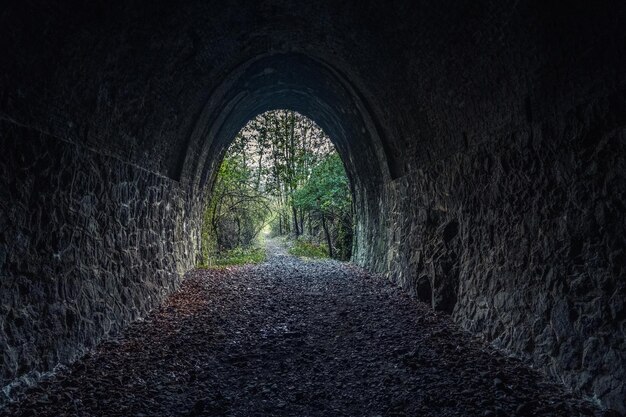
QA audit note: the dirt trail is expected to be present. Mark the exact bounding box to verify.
[1,239,601,416]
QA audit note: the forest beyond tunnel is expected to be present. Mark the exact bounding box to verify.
[202,110,355,266]
[1,0,625,414]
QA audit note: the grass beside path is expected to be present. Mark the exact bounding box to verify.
[288,239,329,259]
[214,246,266,266]
[199,245,266,269]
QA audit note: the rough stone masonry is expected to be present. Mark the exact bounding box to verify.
[0,0,625,413]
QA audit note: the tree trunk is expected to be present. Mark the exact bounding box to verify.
[321,213,333,258]
[236,217,241,246]
[292,205,300,236]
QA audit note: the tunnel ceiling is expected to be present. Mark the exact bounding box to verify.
[181,53,393,196]
[2,0,623,181]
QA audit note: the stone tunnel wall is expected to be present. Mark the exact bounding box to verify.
[376,92,626,410]
[0,121,201,403]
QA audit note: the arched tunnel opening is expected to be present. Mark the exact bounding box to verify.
[1,1,625,415]
[202,108,355,263]
[187,53,392,270]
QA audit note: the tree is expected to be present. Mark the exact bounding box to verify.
[201,134,272,263]
[202,110,353,262]
[293,153,353,259]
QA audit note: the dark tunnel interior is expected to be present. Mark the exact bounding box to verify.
[0,0,625,414]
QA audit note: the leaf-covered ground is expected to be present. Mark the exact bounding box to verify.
[1,240,601,416]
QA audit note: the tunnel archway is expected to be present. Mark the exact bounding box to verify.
[180,53,394,265]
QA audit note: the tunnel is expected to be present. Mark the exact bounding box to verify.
[181,52,392,266]
[1,0,625,413]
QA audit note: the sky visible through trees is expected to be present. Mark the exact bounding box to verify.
[201,110,353,264]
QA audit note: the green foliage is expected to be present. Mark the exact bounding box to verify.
[198,246,266,268]
[288,240,329,259]
[292,153,351,215]
[200,109,353,264]
[199,140,272,266]
[214,246,266,267]
[292,153,353,259]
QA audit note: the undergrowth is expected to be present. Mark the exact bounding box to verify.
[199,246,266,268]
[288,240,329,259]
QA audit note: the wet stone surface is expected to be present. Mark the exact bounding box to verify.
[1,240,602,416]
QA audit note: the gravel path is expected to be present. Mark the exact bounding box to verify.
[1,239,601,417]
